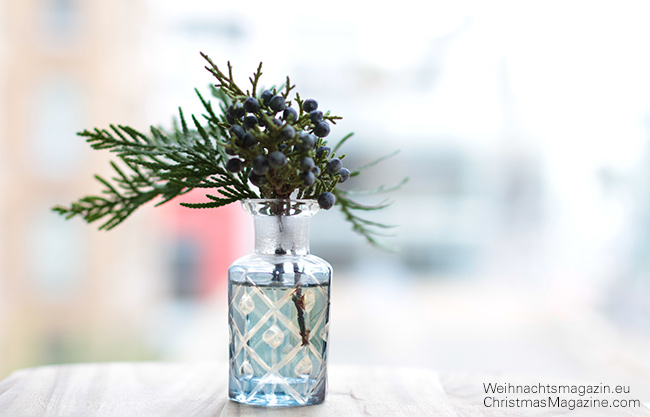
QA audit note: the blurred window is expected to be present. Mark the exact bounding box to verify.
[27,210,86,301]
[29,75,85,181]
[40,0,82,45]
[170,236,201,299]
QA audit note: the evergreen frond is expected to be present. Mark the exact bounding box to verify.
[338,178,409,197]
[333,188,401,251]
[54,52,404,250]
[349,150,400,177]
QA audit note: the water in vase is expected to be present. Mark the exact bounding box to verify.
[228,279,330,406]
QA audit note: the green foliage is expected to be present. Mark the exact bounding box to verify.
[53,53,405,248]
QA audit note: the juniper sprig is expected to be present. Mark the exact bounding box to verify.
[53,52,405,248]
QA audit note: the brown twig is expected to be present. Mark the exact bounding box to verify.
[292,288,310,346]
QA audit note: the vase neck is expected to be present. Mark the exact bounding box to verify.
[242,199,320,256]
[253,215,311,255]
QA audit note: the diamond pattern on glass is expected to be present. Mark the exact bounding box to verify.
[302,290,316,312]
[239,360,254,379]
[294,356,313,378]
[262,325,285,349]
[238,292,255,315]
[229,280,330,405]
[320,322,329,342]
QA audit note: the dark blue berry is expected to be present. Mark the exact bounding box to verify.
[230,125,245,139]
[252,155,269,175]
[314,121,330,137]
[259,115,277,128]
[316,146,331,159]
[309,110,323,124]
[278,144,290,152]
[240,132,258,148]
[296,132,316,151]
[226,113,236,125]
[249,172,267,187]
[318,192,335,210]
[261,90,273,106]
[225,141,237,155]
[229,102,245,119]
[268,151,288,169]
[283,107,298,122]
[303,99,318,112]
[300,157,315,172]
[301,171,316,186]
[278,125,295,141]
[269,95,286,112]
[338,167,350,183]
[326,158,342,175]
[243,115,258,130]
[312,166,321,176]
[226,158,243,173]
[244,97,260,113]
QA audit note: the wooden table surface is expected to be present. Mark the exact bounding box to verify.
[0,362,649,416]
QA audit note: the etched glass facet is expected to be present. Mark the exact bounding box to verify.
[228,199,332,407]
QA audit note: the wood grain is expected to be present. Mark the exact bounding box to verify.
[0,363,455,417]
[0,363,649,416]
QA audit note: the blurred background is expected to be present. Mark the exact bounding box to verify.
[2,0,650,398]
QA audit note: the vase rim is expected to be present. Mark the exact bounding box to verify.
[241,199,320,217]
[241,198,317,203]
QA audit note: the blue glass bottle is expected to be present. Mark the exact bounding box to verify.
[228,199,332,407]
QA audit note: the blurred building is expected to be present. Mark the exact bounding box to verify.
[0,0,158,377]
[0,0,253,378]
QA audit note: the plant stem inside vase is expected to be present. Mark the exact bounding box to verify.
[272,258,309,346]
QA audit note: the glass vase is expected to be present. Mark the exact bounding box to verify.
[228,199,332,407]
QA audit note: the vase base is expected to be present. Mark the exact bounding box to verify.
[229,376,326,407]
[228,394,325,407]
